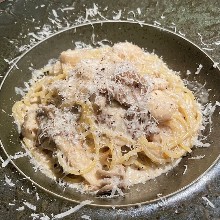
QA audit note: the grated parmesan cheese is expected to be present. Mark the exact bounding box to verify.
[52,9,58,18]
[0,155,4,163]
[198,33,211,47]
[183,165,188,175]
[40,216,50,220]
[213,62,219,68]
[1,156,12,168]
[201,101,220,133]
[4,175,15,187]
[202,196,216,208]
[16,206,25,211]
[169,23,177,32]
[31,213,50,220]
[127,11,135,21]
[161,14,165,19]
[154,21,161,26]
[23,202,37,211]
[137,8,141,15]
[186,70,191,75]
[178,31,185,36]
[85,3,99,21]
[202,47,214,51]
[81,215,91,220]
[28,32,44,41]
[195,64,203,75]
[13,151,28,160]
[36,192,40,200]
[188,155,205,160]
[52,200,93,219]
[213,40,220,45]
[1,151,29,168]
[113,10,122,20]
[15,87,26,97]
[157,193,168,206]
[61,7,75,11]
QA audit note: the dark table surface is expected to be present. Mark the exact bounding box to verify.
[0,0,219,219]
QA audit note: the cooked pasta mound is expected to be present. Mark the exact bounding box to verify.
[12,42,202,195]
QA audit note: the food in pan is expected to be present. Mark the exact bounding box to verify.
[12,42,202,195]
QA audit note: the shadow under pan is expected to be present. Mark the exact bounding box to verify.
[0,21,219,207]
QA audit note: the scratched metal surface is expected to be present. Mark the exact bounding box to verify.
[0,0,219,219]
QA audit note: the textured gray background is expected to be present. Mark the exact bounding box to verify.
[0,0,219,219]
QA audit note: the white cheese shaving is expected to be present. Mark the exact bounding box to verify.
[28,33,44,41]
[1,109,6,113]
[15,87,26,96]
[5,175,15,187]
[61,7,75,11]
[157,193,167,206]
[36,192,40,200]
[154,21,161,26]
[27,25,53,44]
[202,47,214,51]
[48,18,62,28]
[201,101,220,133]
[169,23,177,32]
[202,196,215,208]
[183,165,187,175]
[1,151,28,168]
[81,215,91,220]
[137,8,141,15]
[13,151,28,160]
[4,58,10,63]
[52,200,93,219]
[161,14,165,19]
[4,56,21,65]
[23,202,37,211]
[1,156,12,168]
[198,33,211,47]
[213,62,219,68]
[178,31,185,36]
[85,3,100,21]
[186,70,191,75]
[52,9,58,18]
[0,155,4,163]
[40,216,50,220]
[213,40,220,45]
[113,10,122,20]
[15,69,44,96]
[16,206,25,211]
[127,11,135,21]
[188,155,205,160]
[195,64,203,75]
[31,213,50,220]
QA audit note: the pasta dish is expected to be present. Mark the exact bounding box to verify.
[12,42,202,195]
